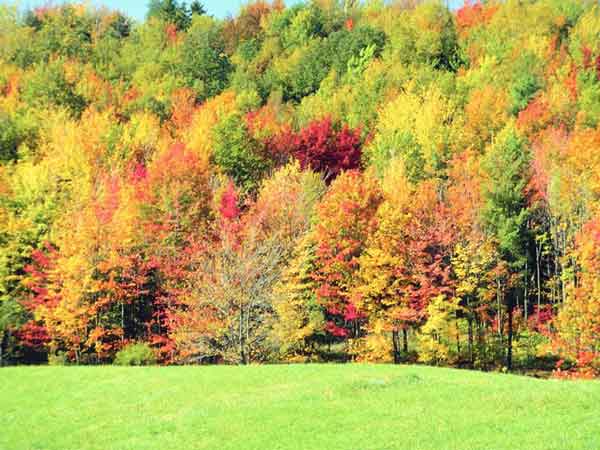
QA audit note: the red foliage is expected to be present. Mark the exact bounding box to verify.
[219,181,241,222]
[18,243,59,351]
[218,181,244,250]
[529,126,568,204]
[145,142,209,212]
[34,6,52,20]
[582,46,593,70]
[312,171,382,338]
[402,184,457,320]
[345,19,354,31]
[516,95,552,135]
[123,87,140,105]
[527,305,554,332]
[326,321,349,337]
[130,162,148,184]
[165,23,178,43]
[2,73,20,97]
[21,243,59,312]
[267,118,362,182]
[16,321,51,350]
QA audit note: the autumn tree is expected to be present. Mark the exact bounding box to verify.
[554,217,600,377]
[354,160,455,363]
[174,164,323,363]
[267,118,362,182]
[310,170,382,348]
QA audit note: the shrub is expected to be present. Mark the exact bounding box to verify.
[48,351,69,366]
[113,343,157,366]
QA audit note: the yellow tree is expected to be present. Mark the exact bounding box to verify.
[353,159,456,363]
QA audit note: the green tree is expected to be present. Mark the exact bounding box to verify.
[481,123,531,370]
[212,113,270,192]
[147,0,194,31]
[180,16,232,101]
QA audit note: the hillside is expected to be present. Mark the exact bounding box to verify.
[1,0,600,377]
[2,364,599,450]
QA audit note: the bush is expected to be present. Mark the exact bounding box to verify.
[113,343,157,366]
[48,351,69,366]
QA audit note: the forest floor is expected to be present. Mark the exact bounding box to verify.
[1,364,599,450]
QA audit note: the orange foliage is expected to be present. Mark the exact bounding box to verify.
[170,87,197,132]
[456,0,498,37]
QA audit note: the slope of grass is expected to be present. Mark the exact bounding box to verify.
[1,364,599,450]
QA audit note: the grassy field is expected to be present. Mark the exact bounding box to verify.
[1,364,599,450]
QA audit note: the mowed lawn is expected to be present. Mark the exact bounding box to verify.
[1,365,599,450]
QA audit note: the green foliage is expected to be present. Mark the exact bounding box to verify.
[577,71,600,128]
[20,60,87,117]
[266,22,385,102]
[509,53,542,115]
[179,16,232,101]
[0,114,20,162]
[147,0,205,31]
[481,124,530,268]
[0,112,38,162]
[212,113,270,191]
[325,26,386,76]
[267,4,325,50]
[113,343,157,366]
[27,5,93,64]
[387,2,459,71]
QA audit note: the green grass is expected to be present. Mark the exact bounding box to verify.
[1,364,599,450]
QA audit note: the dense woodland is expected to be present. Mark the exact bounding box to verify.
[1,0,600,377]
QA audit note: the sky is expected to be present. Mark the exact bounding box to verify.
[2,0,255,20]
[2,0,464,21]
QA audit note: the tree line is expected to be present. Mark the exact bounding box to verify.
[0,0,599,378]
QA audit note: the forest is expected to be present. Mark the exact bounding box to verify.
[0,0,599,379]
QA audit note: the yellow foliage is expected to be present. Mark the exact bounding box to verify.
[271,235,324,360]
[453,239,497,302]
[185,91,238,165]
[463,85,508,152]
[380,157,413,207]
[349,333,393,363]
[370,82,461,178]
[120,111,164,162]
[418,295,462,365]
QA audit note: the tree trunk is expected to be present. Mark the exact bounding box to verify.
[239,306,247,365]
[524,259,528,322]
[0,330,4,366]
[121,302,125,343]
[536,242,542,312]
[402,328,408,353]
[467,317,474,366]
[456,323,461,355]
[392,330,400,364]
[496,279,503,340]
[507,296,514,371]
